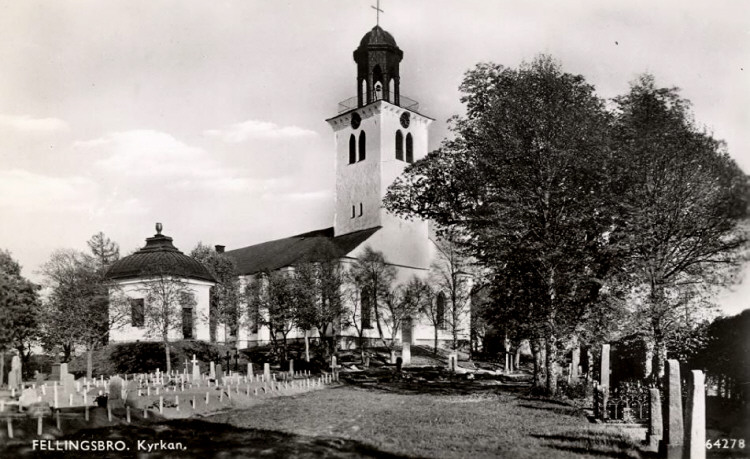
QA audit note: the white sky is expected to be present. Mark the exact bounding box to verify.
[0,0,748,315]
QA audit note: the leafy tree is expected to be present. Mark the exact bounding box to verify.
[349,247,397,349]
[0,250,41,375]
[385,56,616,394]
[87,232,120,266]
[429,228,474,351]
[136,264,197,373]
[611,75,749,380]
[292,252,346,359]
[40,249,129,377]
[190,243,241,342]
[245,270,296,360]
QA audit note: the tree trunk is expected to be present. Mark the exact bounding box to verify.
[545,335,558,396]
[434,326,438,354]
[532,338,545,390]
[651,327,667,385]
[304,330,310,363]
[164,340,171,373]
[63,343,72,363]
[86,348,94,380]
[0,351,4,387]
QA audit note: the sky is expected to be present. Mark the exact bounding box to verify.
[0,0,748,315]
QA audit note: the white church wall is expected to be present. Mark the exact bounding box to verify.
[109,277,212,344]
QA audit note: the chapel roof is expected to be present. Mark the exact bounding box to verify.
[105,224,216,283]
[224,226,380,276]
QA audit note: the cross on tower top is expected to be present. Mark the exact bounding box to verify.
[371,0,383,26]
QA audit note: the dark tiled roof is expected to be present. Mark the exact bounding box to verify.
[359,25,398,48]
[105,233,216,283]
[225,227,380,276]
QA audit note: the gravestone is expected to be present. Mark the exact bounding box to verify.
[390,350,396,364]
[62,374,76,395]
[8,355,22,390]
[216,364,224,384]
[331,356,337,371]
[685,370,706,459]
[247,363,253,378]
[646,388,663,452]
[288,359,294,376]
[571,347,581,382]
[192,355,200,382]
[50,364,61,381]
[108,376,125,409]
[600,344,610,388]
[447,353,457,372]
[660,359,684,458]
[209,361,216,379]
[401,342,411,365]
[19,387,38,407]
[263,363,271,381]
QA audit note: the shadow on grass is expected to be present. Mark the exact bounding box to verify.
[1,418,412,458]
[532,432,653,459]
[518,403,584,417]
[341,367,530,397]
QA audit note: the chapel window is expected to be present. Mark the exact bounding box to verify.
[130,298,144,328]
[359,131,366,161]
[349,134,356,164]
[359,203,363,216]
[406,133,414,163]
[351,205,356,218]
[395,130,404,161]
[436,292,446,329]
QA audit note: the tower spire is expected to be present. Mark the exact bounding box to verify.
[371,0,383,26]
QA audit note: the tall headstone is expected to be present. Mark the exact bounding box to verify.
[215,364,224,385]
[108,376,124,401]
[209,361,216,379]
[646,388,663,452]
[192,355,200,382]
[247,362,254,378]
[390,350,397,364]
[8,355,22,390]
[571,347,581,382]
[661,359,684,458]
[685,370,706,459]
[401,342,411,365]
[331,356,337,371]
[599,344,610,388]
[288,359,294,376]
[50,364,61,381]
[263,363,271,382]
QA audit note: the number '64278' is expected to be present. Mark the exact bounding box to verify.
[706,439,745,449]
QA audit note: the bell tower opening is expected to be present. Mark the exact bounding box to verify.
[354,25,403,107]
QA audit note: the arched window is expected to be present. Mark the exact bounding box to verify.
[360,79,367,105]
[406,133,414,163]
[395,130,404,161]
[351,205,356,218]
[349,134,356,164]
[436,292,446,329]
[358,131,366,161]
[361,288,373,329]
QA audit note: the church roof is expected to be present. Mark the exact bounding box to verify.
[225,226,380,276]
[105,225,216,283]
[359,25,398,48]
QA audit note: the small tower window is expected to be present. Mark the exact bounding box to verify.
[406,133,414,163]
[349,134,356,164]
[351,205,356,218]
[395,130,404,161]
[359,203,363,216]
[358,131,366,161]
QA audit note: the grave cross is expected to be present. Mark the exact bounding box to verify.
[191,354,198,366]
[371,0,383,26]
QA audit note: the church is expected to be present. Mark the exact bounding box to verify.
[106,24,471,352]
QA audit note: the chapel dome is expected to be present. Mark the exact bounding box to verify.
[105,224,216,283]
[359,25,398,48]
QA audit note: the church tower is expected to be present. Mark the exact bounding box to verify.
[326,25,433,269]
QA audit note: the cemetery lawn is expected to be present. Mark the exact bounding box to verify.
[206,385,645,458]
